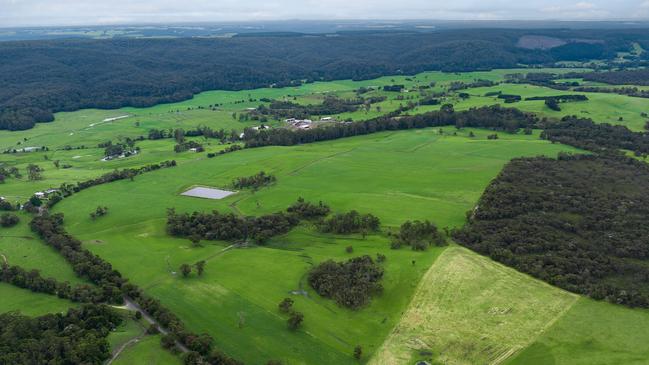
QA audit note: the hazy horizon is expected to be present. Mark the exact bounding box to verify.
[1,0,649,28]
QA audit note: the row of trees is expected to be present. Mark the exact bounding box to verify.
[253,96,362,119]
[244,105,538,148]
[166,209,299,245]
[168,198,336,244]
[1,263,106,303]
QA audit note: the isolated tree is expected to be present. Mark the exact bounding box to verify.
[346,245,354,253]
[26,164,43,181]
[29,196,42,207]
[189,234,203,248]
[353,345,362,360]
[0,213,19,228]
[174,128,185,143]
[287,311,304,330]
[195,260,206,276]
[278,298,294,313]
[180,263,192,278]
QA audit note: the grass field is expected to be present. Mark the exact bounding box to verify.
[4,67,649,364]
[0,283,75,316]
[0,211,86,284]
[112,335,181,365]
[506,298,649,365]
[369,246,578,365]
[49,127,578,363]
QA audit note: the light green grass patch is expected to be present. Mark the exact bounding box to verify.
[370,246,578,365]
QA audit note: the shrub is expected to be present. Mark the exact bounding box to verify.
[0,213,19,227]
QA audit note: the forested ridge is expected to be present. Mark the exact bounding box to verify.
[1,28,645,131]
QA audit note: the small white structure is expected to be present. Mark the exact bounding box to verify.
[320,117,333,121]
[34,192,45,199]
[189,148,198,152]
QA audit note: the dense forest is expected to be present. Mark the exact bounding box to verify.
[453,154,649,307]
[541,116,649,156]
[1,28,646,130]
[0,305,122,365]
[581,69,649,86]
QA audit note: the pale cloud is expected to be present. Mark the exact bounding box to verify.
[0,0,647,27]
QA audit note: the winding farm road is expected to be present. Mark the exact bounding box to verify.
[117,297,190,353]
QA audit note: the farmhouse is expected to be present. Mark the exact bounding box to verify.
[34,188,60,200]
[285,118,313,130]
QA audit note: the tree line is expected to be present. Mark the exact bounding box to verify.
[243,105,539,148]
[1,262,106,303]
[541,116,649,157]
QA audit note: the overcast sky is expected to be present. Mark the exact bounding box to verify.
[2,0,649,27]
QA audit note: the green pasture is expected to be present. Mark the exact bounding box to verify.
[506,298,649,365]
[50,127,577,363]
[0,283,76,316]
[112,335,181,365]
[457,83,649,131]
[0,211,85,284]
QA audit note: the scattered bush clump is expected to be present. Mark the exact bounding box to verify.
[0,213,19,227]
[319,210,380,234]
[89,206,108,220]
[308,255,384,309]
[286,197,330,219]
[232,171,276,190]
[390,220,446,250]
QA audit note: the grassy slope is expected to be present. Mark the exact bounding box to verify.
[51,127,577,363]
[370,246,578,365]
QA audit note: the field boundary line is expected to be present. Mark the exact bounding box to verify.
[492,295,580,365]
